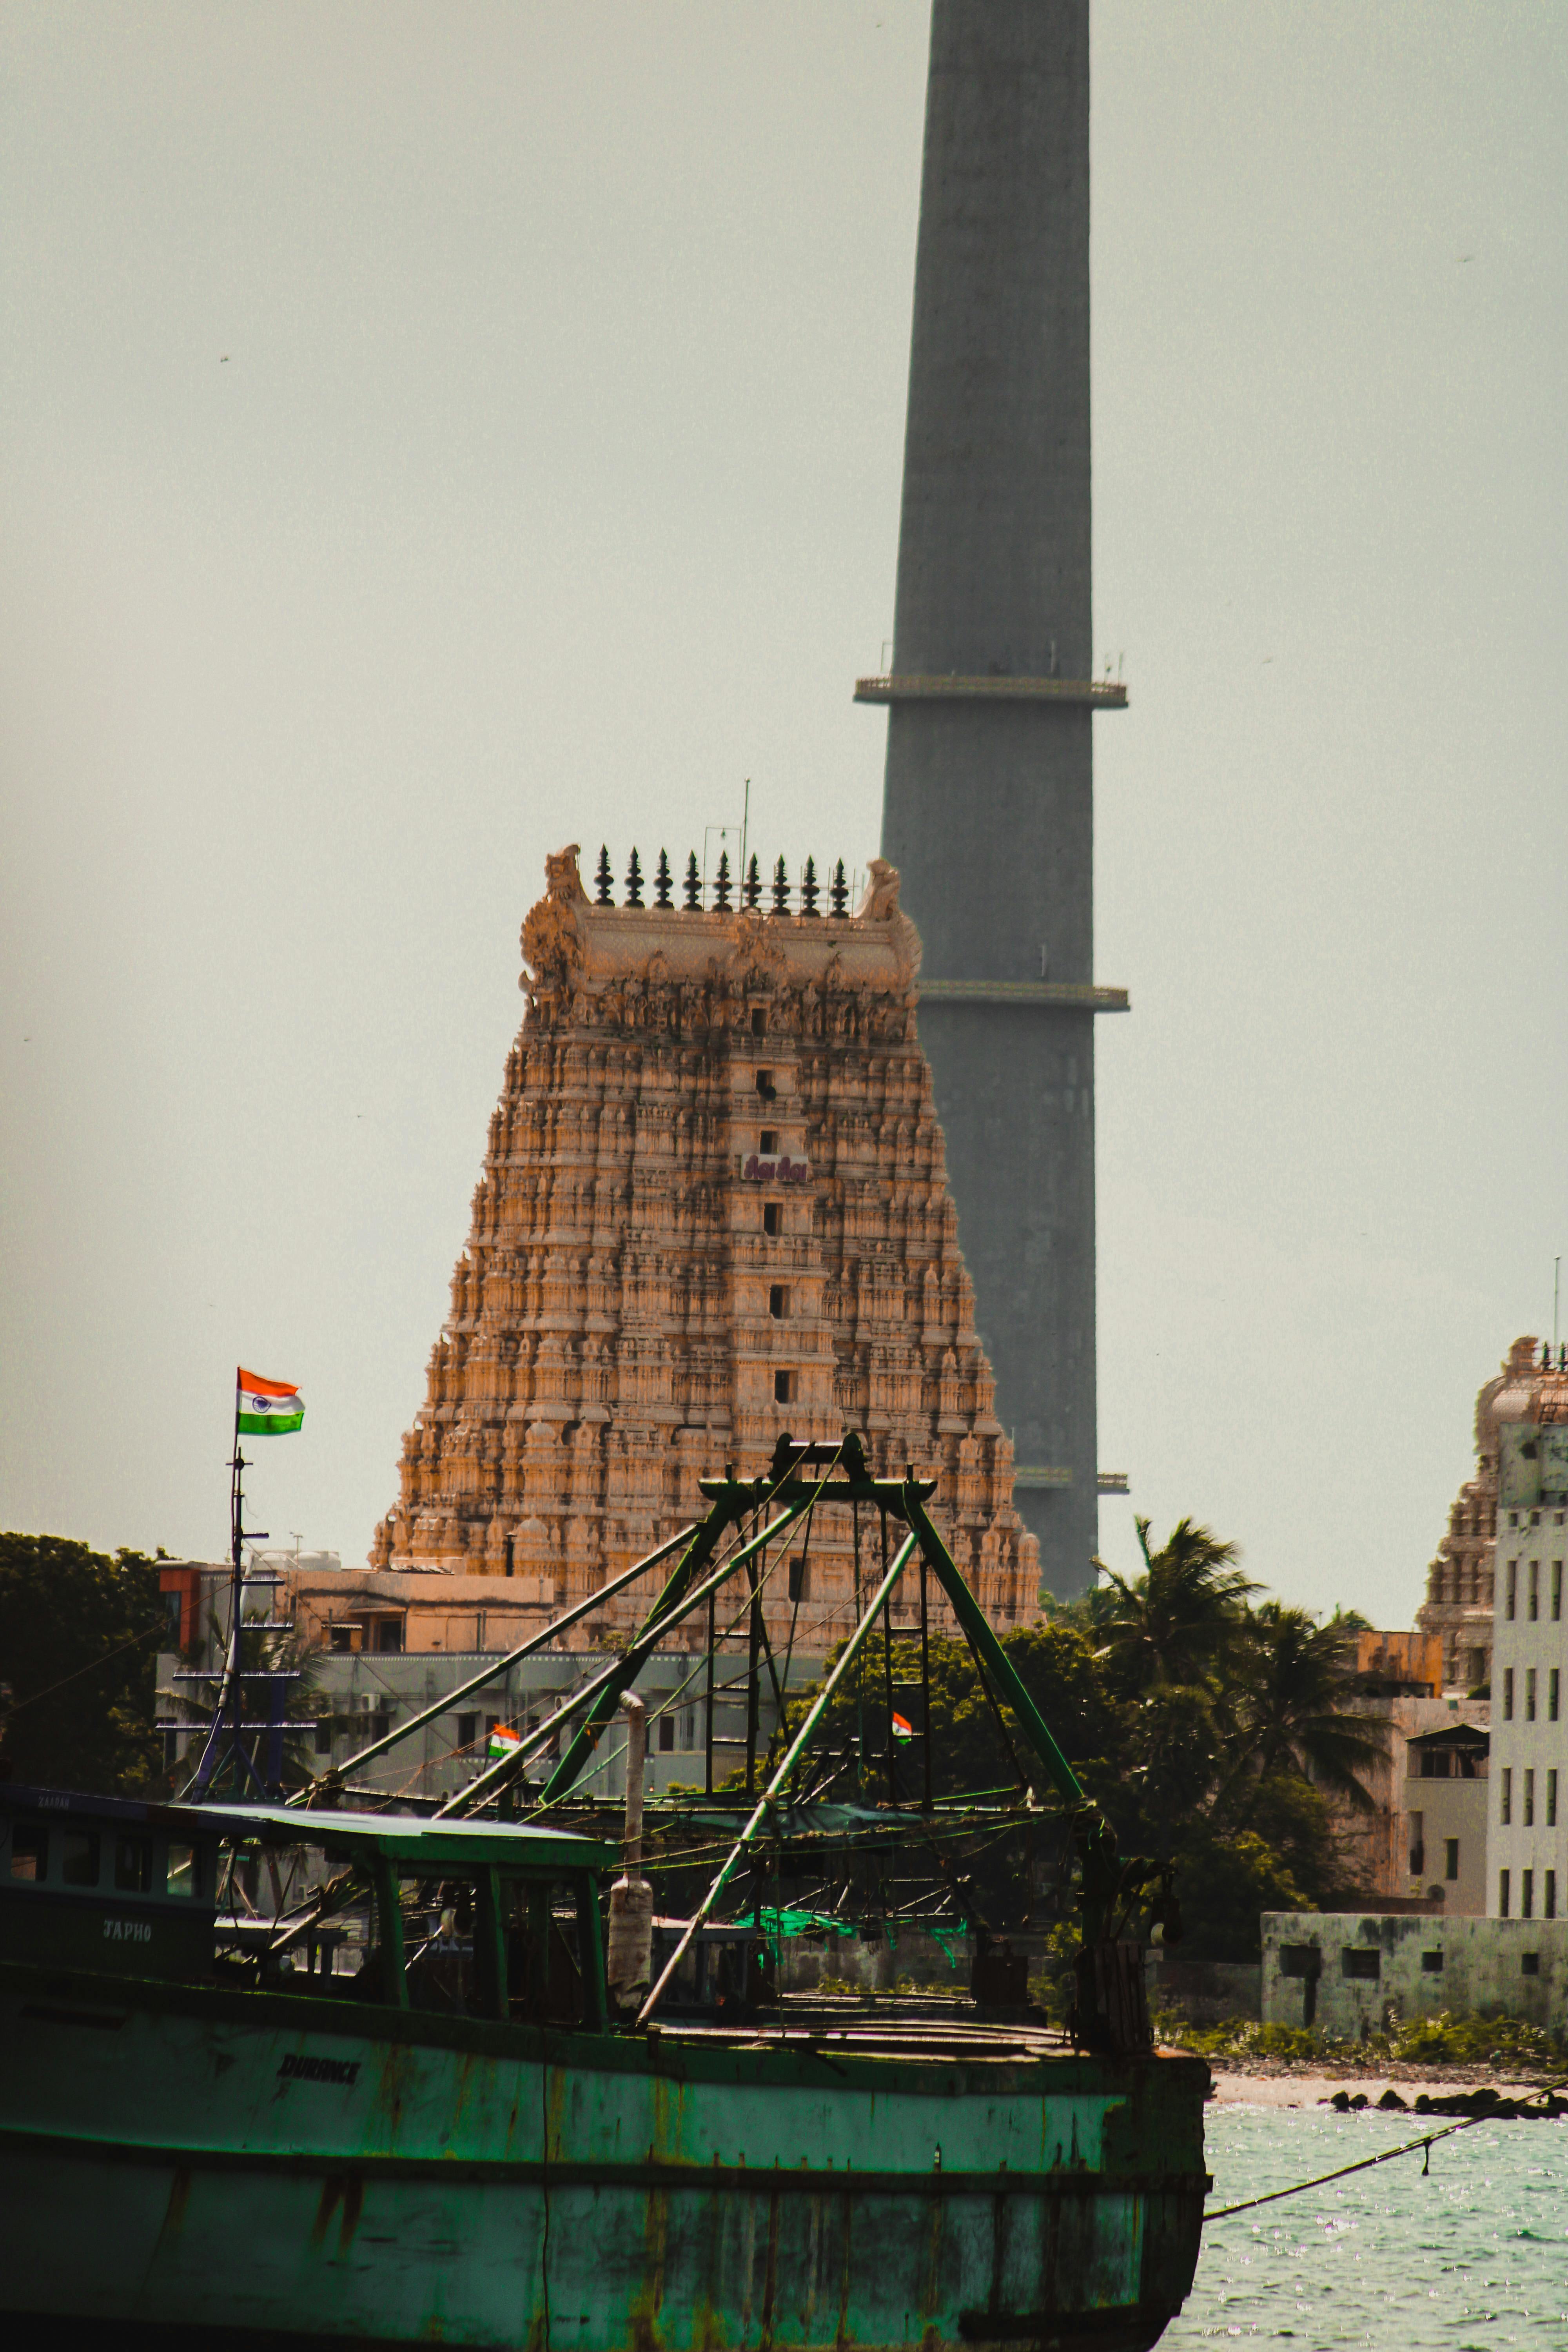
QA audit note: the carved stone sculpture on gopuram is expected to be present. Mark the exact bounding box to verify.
[370,844,1040,1645]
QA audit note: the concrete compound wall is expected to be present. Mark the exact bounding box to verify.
[1262,1910,1568,2037]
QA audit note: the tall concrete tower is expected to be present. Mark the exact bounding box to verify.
[866,0,1126,1597]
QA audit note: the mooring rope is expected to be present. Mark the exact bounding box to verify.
[1203,2073,1568,2222]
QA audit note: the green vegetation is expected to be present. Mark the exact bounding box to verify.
[0,1533,168,1795]
[1160,2010,1568,2073]
[1082,1521,1387,1959]
[0,1532,321,1800]
[1390,2011,1566,2068]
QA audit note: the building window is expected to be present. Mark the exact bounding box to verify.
[314,1717,332,1755]
[1500,1869,1511,1917]
[114,1837,153,1895]
[1507,1561,1518,1619]
[1525,1768,1535,1827]
[1527,1668,1538,1722]
[1445,1837,1460,1882]
[763,1201,782,1237]
[760,1129,779,1154]
[1553,1562,1563,1621]
[166,1841,202,1899]
[787,1555,809,1603]
[456,1712,478,1752]
[1522,1949,1540,1975]
[1529,1561,1540,1620]
[1501,1767,1512,1825]
[657,1713,675,1753]
[769,1284,788,1319]
[1550,1769,1559,1829]
[1504,1670,1515,1722]
[773,1369,793,1404]
[1552,1670,1561,1724]
[1408,1811,1424,1877]
[750,1007,766,1037]
[1548,1871,1558,1922]
[376,1616,403,1654]
[1421,1949,1444,1974]
[1341,1947,1381,1981]
[61,1831,100,1888]
[755,1067,777,1100]
[9,1828,46,1882]
[1279,1944,1319,1978]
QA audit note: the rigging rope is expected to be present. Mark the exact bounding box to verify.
[1203,2073,1568,2223]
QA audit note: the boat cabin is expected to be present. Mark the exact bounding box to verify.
[0,1785,618,2029]
[649,1914,775,2020]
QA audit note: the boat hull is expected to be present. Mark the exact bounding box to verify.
[0,1962,1206,2350]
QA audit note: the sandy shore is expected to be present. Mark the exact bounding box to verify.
[1206,2066,1548,2108]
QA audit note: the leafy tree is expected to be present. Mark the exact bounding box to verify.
[1164,1827,1311,1962]
[0,1533,167,1795]
[1209,1601,1386,1828]
[1100,1681,1230,1860]
[1240,1769,1347,1905]
[1090,1516,1259,1697]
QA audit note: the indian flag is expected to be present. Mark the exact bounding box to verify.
[237,1368,304,1436]
[891,1711,915,1743]
[488,1724,522,1762]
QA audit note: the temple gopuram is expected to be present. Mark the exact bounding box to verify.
[1416,1335,1568,1694]
[370,844,1039,1645]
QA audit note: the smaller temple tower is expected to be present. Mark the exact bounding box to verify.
[372,846,1038,1646]
[1417,1337,1568,1692]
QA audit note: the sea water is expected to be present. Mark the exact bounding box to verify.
[1169,2102,1568,2347]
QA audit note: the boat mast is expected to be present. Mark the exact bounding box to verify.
[186,1388,270,1800]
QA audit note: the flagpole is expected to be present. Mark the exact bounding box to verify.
[225,1369,276,1796]
[227,1373,245,1791]
[183,1383,242,1797]
[185,1369,270,1800]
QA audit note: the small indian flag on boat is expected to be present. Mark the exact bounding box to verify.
[891,1712,915,1742]
[236,1368,304,1436]
[488,1724,523,1761]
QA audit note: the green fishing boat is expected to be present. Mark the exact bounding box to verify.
[0,1442,1209,2348]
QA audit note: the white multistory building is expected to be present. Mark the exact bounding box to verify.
[1487,1415,1568,1922]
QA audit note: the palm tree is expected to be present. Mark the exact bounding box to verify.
[1091,1516,1259,1697]
[1209,1602,1387,1823]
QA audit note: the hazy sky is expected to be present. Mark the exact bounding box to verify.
[3,2,1564,1628]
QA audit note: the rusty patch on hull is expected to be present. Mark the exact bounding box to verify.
[309,2172,366,2258]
